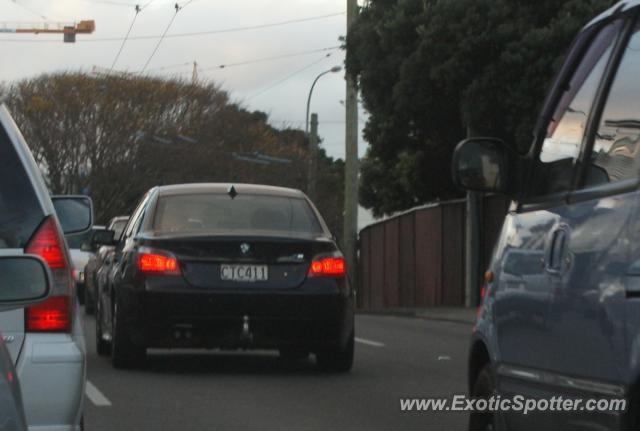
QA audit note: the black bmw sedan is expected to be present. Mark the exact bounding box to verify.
[95,183,354,372]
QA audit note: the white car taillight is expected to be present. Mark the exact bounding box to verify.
[24,217,72,332]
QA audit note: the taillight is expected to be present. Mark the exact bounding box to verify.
[24,216,73,333]
[308,257,346,277]
[477,286,486,319]
[138,252,180,275]
[26,296,70,332]
[477,270,493,318]
[25,217,65,269]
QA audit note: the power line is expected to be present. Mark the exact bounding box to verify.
[111,45,340,76]
[80,0,139,7]
[115,11,346,42]
[0,12,346,43]
[202,46,341,71]
[109,4,140,71]
[140,2,185,73]
[144,61,191,72]
[177,0,197,7]
[245,53,333,101]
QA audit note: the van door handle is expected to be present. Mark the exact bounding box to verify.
[547,228,568,273]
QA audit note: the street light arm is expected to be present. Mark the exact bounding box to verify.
[305,70,331,135]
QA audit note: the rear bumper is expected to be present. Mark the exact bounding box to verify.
[17,333,85,431]
[119,277,354,351]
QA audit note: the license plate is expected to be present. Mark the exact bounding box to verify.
[220,264,269,282]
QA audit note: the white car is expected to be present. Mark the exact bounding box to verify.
[65,225,106,307]
[0,255,54,431]
[0,105,87,430]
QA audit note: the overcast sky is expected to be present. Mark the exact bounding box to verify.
[0,0,369,159]
[0,0,375,225]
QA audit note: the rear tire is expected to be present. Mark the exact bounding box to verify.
[469,364,496,431]
[95,298,111,357]
[316,330,354,373]
[111,297,145,369]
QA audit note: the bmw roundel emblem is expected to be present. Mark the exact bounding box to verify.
[240,243,250,255]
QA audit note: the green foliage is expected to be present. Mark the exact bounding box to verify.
[348,0,616,217]
[4,73,344,238]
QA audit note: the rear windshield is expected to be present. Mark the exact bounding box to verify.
[0,125,44,248]
[152,193,323,235]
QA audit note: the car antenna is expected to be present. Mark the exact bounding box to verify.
[227,185,238,199]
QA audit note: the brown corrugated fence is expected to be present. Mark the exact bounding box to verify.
[357,195,510,310]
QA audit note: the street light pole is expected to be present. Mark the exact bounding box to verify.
[305,66,342,135]
[305,66,342,200]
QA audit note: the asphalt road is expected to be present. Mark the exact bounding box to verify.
[82,313,470,430]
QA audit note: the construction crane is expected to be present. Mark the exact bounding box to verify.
[0,20,95,43]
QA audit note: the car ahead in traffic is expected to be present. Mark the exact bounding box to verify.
[84,216,129,314]
[63,223,105,307]
[0,104,89,431]
[95,183,355,371]
[454,2,640,430]
[0,256,53,431]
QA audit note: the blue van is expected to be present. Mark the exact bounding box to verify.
[453,1,640,430]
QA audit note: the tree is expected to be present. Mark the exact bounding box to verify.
[4,72,344,237]
[347,0,617,217]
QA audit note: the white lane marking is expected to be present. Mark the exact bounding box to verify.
[355,337,385,348]
[85,381,112,407]
[438,355,451,361]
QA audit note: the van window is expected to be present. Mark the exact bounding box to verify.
[0,126,44,248]
[530,21,621,197]
[586,21,640,185]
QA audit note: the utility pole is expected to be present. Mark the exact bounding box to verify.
[343,0,359,285]
[465,191,481,307]
[464,124,482,307]
[307,113,319,201]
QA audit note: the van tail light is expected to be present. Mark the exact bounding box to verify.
[25,217,65,269]
[26,296,70,332]
[477,286,487,319]
[138,252,180,275]
[476,271,493,318]
[308,257,346,277]
[24,216,73,333]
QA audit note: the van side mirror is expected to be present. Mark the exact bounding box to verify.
[452,138,514,194]
[0,255,51,311]
[52,196,93,235]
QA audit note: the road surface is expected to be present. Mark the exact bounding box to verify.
[83,313,470,430]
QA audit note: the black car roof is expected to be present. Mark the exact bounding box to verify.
[153,183,307,199]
